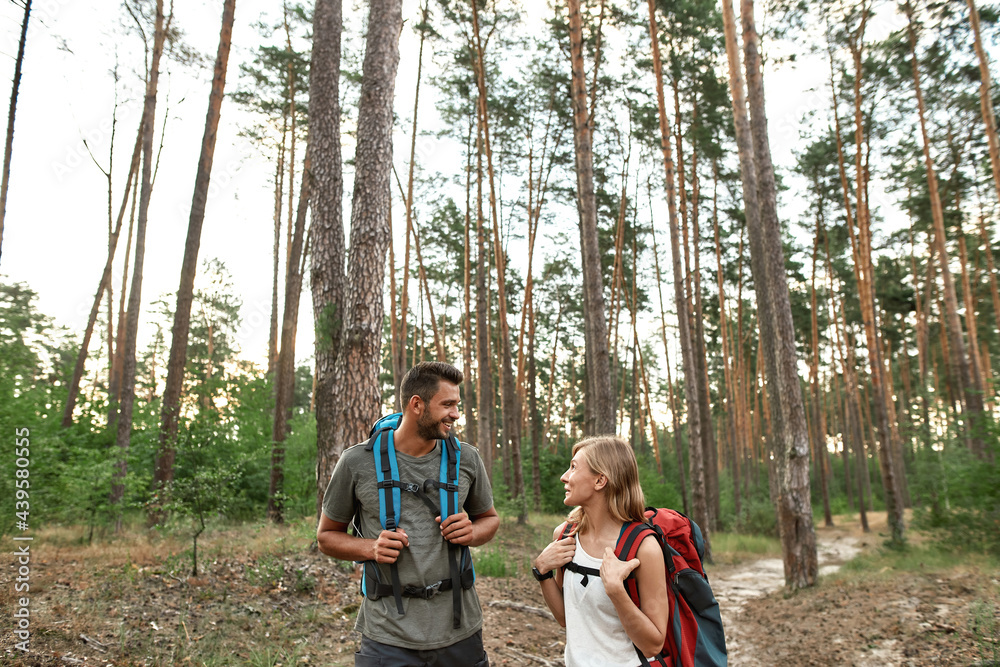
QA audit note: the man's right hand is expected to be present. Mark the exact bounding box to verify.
[372,528,409,563]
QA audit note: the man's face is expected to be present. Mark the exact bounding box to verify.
[416,381,461,441]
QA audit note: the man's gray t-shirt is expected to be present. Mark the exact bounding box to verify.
[322,438,494,650]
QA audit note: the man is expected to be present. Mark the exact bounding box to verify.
[318,361,499,666]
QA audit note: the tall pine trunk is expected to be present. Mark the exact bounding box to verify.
[310,0,345,512]
[566,0,614,436]
[725,0,817,586]
[328,0,401,454]
[154,0,237,522]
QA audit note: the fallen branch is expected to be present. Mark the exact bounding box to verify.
[488,599,555,621]
[79,634,108,653]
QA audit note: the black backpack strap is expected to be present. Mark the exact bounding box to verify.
[563,560,600,587]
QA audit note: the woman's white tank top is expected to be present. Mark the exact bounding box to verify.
[562,539,640,667]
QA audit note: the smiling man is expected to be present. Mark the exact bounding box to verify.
[317,361,499,666]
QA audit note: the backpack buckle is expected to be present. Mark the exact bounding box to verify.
[403,581,442,599]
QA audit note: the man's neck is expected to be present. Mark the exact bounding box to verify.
[392,416,437,457]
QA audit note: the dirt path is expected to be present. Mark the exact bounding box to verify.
[713,528,866,665]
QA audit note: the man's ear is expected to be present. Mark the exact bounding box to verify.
[407,394,424,415]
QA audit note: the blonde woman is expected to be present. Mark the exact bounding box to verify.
[532,436,668,667]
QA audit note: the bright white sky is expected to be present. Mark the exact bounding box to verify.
[0,0,918,382]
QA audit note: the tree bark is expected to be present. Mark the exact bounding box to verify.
[328,0,401,458]
[154,0,237,521]
[310,0,345,513]
[726,0,817,586]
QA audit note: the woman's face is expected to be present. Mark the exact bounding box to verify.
[560,449,602,506]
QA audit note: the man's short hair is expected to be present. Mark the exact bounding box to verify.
[400,362,464,407]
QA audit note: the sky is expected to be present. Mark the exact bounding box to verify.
[0,0,918,381]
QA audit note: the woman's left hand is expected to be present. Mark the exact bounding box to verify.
[600,546,640,593]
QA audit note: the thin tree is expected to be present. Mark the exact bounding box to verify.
[269,153,310,523]
[565,0,615,436]
[0,0,31,264]
[470,0,523,506]
[62,122,142,427]
[647,0,706,535]
[110,0,168,520]
[153,0,237,523]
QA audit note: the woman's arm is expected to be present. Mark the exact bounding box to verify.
[532,522,575,627]
[600,536,669,658]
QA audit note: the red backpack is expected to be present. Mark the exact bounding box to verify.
[562,507,728,666]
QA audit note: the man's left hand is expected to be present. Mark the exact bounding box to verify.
[437,512,474,545]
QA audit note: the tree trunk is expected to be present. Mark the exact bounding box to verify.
[268,129,285,376]
[110,0,167,517]
[566,0,615,436]
[0,0,31,263]
[328,0,401,456]
[726,0,817,586]
[647,0,706,535]
[809,204,833,527]
[269,152,311,523]
[154,0,237,522]
[310,0,345,513]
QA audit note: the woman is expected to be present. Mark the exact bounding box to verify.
[532,436,668,667]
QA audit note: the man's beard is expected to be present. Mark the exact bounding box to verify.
[416,411,448,441]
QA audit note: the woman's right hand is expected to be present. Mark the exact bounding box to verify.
[533,528,576,575]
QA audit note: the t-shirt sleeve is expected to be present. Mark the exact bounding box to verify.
[463,445,494,517]
[322,448,358,523]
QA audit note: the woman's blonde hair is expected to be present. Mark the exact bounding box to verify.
[566,436,646,535]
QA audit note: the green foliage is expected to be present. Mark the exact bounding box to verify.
[911,427,1000,555]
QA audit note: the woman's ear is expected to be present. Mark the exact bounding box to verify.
[594,473,608,491]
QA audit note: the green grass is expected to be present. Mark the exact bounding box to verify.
[833,542,1000,581]
[473,543,519,577]
[708,531,782,565]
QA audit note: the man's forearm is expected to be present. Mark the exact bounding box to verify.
[318,530,374,562]
[468,514,500,547]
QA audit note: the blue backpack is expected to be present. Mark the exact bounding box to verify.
[356,413,475,629]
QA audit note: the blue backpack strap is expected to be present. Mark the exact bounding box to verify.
[439,435,463,629]
[439,435,461,518]
[366,414,405,616]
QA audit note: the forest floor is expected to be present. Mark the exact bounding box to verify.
[1,512,998,666]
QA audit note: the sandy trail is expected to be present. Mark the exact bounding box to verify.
[713,531,864,666]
